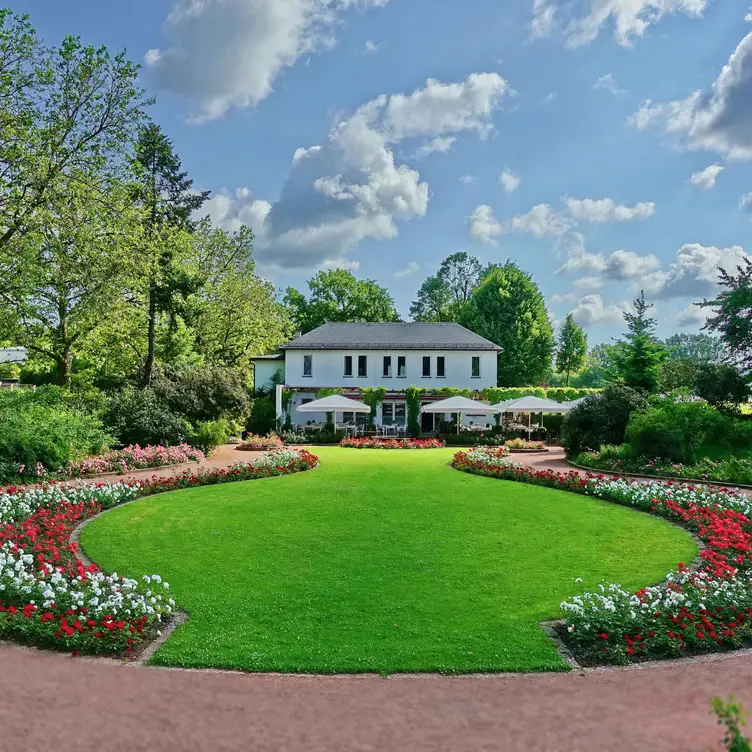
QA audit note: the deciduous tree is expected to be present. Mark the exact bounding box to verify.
[555,314,588,386]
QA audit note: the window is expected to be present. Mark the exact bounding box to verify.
[358,355,367,377]
[382,403,406,426]
[436,356,445,378]
[301,398,313,405]
[343,355,353,377]
[303,354,312,377]
[422,356,431,377]
[383,356,392,377]
[397,356,406,378]
[394,403,406,425]
[471,356,480,378]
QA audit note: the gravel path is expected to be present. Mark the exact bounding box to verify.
[1,444,748,751]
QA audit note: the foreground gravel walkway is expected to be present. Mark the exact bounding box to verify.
[2,444,749,751]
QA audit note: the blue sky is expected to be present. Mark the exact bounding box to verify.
[15,0,752,342]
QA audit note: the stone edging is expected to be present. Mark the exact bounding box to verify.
[566,459,752,491]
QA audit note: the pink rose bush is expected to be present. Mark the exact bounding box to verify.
[239,434,284,450]
[339,437,445,449]
[0,448,317,655]
[453,448,752,665]
[60,443,205,477]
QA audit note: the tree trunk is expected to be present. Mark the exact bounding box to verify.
[143,281,157,386]
[56,351,72,387]
[565,370,570,387]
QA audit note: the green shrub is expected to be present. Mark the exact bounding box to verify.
[0,386,111,479]
[561,385,648,456]
[694,363,751,413]
[626,400,748,464]
[247,393,277,435]
[187,419,232,454]
[103,387,190,447]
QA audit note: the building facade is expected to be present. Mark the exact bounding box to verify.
[251,322,501,431]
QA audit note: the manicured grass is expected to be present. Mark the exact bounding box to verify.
[81,447,697,674]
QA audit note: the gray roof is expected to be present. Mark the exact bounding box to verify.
[249,353,284,361]
[280,323,502,351]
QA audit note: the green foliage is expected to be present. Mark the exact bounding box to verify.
[701,259,752,370]
[694,363,751,413]
[361,386,387,429]
[561,385,648,456]
[0,386,111,480]
[460,262,553,386]
[712,696,752,752]
[285,269,399,334]
[102,387,190,447]
[410,252,482,322]
[664,333,725,363]
[481,386,598,403]
[247,394,277,436]
[406,385,424,437]
[187,419,232,454]
[555,314,588,386]
[626,401,752,464]
[658,357,702,392]
[280,388,294,430]
[619,292,665,393]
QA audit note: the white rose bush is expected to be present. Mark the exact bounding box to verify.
[0,449,318,655]
[453,449,752,665]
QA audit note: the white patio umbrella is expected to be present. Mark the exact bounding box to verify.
[420,396,501,433]
[563,396,587,408]
[492,395,574,437]
[296,394,371,431]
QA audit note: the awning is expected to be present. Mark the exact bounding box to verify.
[420,396,501,414]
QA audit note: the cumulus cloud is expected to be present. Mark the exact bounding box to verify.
[531,0,557,37]
[557,248,661,279]
[394,261,420,278]
[571,294,629,327]
[643,243,750,299]
[499,167,520,194]
[203,187,272,237]
[362,39,382,54]
[594,73,625,94]
[747,6,752,22]
[564,197,656,222]
[628,33,752,160]
[505,203,573,237]
[689,164,724,189]
[413,136,457,158]
[469,205,503,245]
[563,0,709,48]
[208,72,510,270]
[573,275,604,292]
[676,302,709,327]
[146,0,390,122]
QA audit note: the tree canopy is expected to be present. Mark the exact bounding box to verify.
[460,262,553,386]
[556,314,588,386]
[619,291,665,393]
[410,252,482,322]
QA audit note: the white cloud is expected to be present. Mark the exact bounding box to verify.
[573,275,604,292]
[531,0,557,37]
[542,92,558,104]
[557,248,660,279]
[203,187,272,237]
[210,73,509,269]
[146,0,390,122]
[628,33,752,160]
[362,39,382,54]
[571,294,629,327]
[413,136,457,158]
[565,197,656,223]
[740,193,752,213]
[594,73,625,94]
[469,205,503,245]
[323,258,360,271]
[394,261,420,278]
[643,243,750,299]
[689,164,724,189]
[505,203,573,237]
[746,6,752,22]
[676,302,709,327]
[563,0,709,48]
[499,167,520,194]
[459,175,477,184]
[383,73,510,140]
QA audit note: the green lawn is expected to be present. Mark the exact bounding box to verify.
[81,447,697,674]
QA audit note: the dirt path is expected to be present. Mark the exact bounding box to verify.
[1,444,748,751]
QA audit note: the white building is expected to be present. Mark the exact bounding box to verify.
[251,322,501,432]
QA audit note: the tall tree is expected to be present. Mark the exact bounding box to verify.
[620,291,665,392]
[132,123,209,384]
[460,262,553,386]
[0,175,146,385]
[285,269,399,333]
[663,333,725,363]
[410,252,482,322]
[700,259,752,370]
[556,314,588,386]
[0,12,149,256]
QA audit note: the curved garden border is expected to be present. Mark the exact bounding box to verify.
[451,447,752,668]
[0,450,319,660]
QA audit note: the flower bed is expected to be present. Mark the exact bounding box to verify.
[0,448,318,656]
[452,448,752,665]
[339,437,445,449]
[60,443,206,478]
[573,449,752,487]
[505,438,547,452]
[238,433,284,451]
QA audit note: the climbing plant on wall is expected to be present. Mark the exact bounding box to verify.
[405,386,424,437]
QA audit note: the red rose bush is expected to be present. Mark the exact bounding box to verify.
[453,448,752,665]
[340,437,445,449]
[0,448,317,655]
